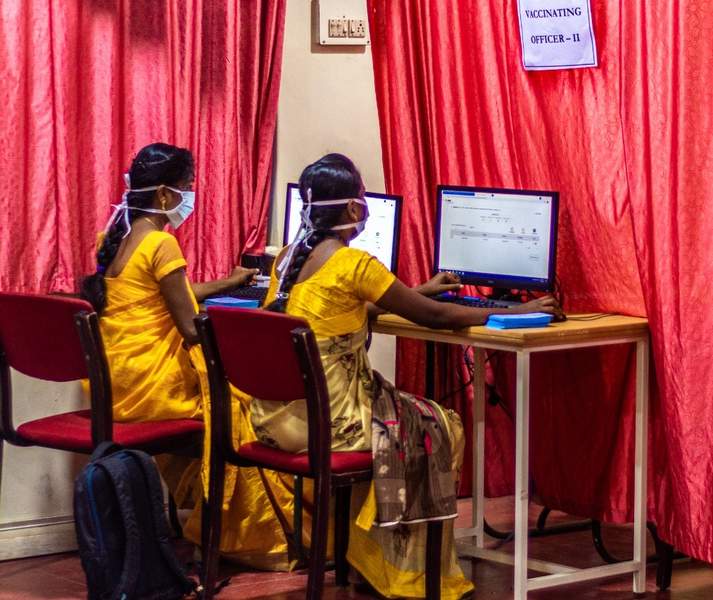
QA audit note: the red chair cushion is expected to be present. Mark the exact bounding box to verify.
[237,441,372,476]
[16,410,204,453]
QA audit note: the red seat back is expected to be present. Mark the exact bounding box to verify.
[206,307,310,402]
[0,293,93,381]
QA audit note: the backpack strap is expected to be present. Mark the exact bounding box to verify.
[123,450,196,594]
[98,453,143,600]
[90,440,123,463]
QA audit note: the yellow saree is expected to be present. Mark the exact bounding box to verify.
[252,247,474,599]
[99,230,299,570]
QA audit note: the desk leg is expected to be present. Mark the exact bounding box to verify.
[514,351,531,600]
[633,338,649,593]
[471,348,486,548]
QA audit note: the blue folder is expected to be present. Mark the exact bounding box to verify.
[485,312,554,329]
[203,297,260,309]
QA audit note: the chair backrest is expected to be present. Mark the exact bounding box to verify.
[0,292,93,381]
[196,307,331,474]
[0,292,113,446]
[206,307,314,402]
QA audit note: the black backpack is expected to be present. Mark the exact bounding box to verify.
[74,442,199,600]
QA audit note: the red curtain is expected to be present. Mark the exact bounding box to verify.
[369,0,713,562]
[0,0,285,293]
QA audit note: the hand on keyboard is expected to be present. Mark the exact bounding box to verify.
[227,267,260,288]
[415,272,463,297]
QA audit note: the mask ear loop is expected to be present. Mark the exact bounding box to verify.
[275,188,315,301]
[302,189,315,250]
[104,175,168,239]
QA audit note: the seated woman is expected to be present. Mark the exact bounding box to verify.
[80,142,299,570]
[253,154,561,599]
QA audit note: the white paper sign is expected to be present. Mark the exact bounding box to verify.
[517,0,597,70]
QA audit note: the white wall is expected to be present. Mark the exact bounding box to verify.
[0,373,87,559]
[272,0,395,380]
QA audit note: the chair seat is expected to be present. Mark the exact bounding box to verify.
[237,441,372,476]
[16,409,204,453]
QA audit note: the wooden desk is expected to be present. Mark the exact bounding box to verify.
[372,313,650,599]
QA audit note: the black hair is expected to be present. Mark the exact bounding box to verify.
[266,153,364,313]
[80,142,194,313]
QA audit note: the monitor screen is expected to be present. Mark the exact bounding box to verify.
[434,185,559,291]
[283,183,401,272]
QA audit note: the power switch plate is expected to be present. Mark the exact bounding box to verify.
[328,18,348,38]
[318,0,370,46]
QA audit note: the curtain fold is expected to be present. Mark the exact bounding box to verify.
[369,0,713,562]
[0,0,286,292]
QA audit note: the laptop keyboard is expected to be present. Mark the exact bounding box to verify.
[222,286,269,303]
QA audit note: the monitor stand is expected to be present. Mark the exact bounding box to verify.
[489,287,523,302]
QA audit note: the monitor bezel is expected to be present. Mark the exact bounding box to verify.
[283,182,402,273]
[433,184,559,292]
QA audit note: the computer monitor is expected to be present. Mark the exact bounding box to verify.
[283,183,402,272]
[434,185,559,291]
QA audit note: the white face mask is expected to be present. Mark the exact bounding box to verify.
[104,177,196,237]
[162,188,195,229]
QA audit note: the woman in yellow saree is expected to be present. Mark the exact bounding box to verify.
[80,142,299,570]
[252,154,562,598]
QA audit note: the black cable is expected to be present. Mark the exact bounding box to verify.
[487,350,514,420]
[553,275,565,307]
[439,346,474,403]
[437,347,507,413]
[438,345,495,404]
[567,313,610,321]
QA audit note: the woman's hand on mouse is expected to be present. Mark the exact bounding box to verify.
[518,295,564,319]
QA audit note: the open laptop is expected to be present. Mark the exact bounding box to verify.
[221,184,402,305]
[433,185,559,308]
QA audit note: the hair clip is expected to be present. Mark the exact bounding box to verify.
[96,265,107,275]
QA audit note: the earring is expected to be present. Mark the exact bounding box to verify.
[161,198,167,210]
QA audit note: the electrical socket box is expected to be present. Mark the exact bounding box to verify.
[318,0,370,46]
[349,19,366,38]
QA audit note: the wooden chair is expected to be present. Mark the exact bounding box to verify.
[0,292,204,536]
[195,306,445,600]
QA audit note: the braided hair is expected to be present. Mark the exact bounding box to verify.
[266,153,365,313]
[80,142,194,313]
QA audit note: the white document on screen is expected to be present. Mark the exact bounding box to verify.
[517,0,597,70]
[438,190,553,281]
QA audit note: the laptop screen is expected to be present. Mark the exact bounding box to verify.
[283,183,402,272]
[434,185,559,291]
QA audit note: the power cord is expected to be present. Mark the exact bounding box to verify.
[439,346,501,404]
[439,346,475,404]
